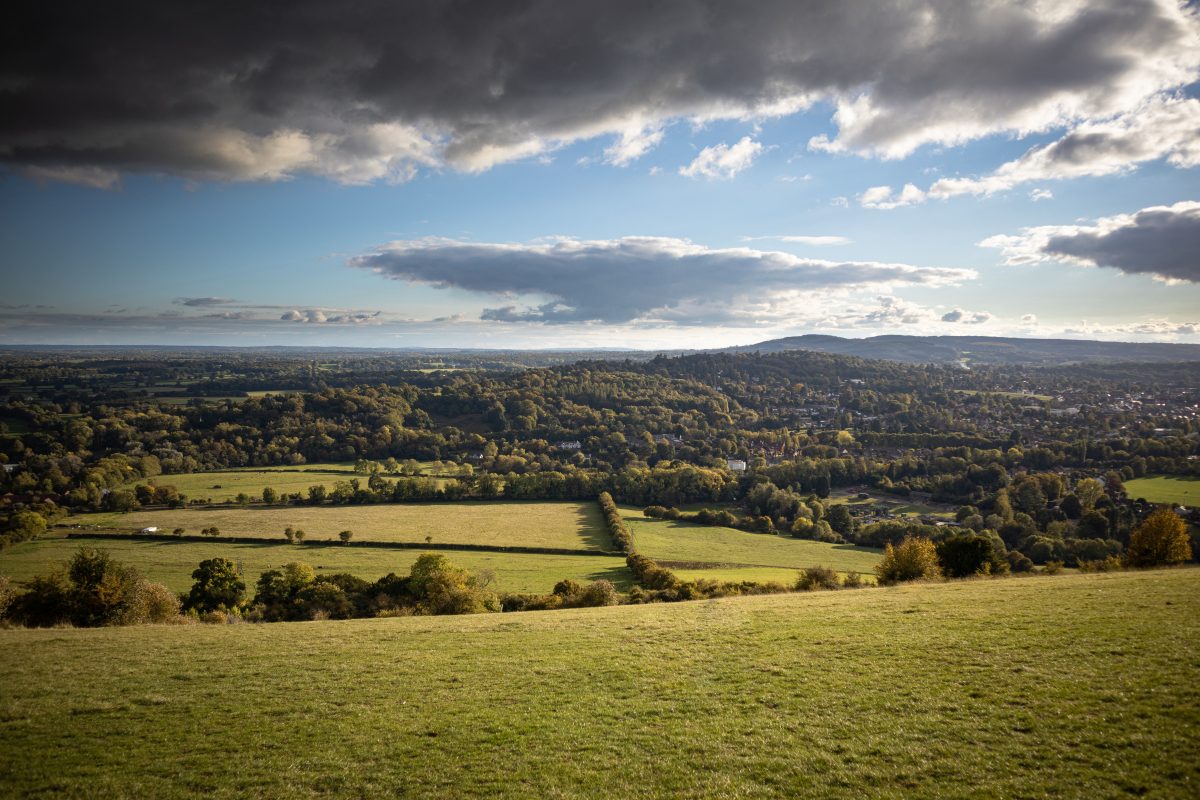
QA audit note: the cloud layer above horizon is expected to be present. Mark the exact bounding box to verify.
[349,237,974,324]
[3,0,1197,187]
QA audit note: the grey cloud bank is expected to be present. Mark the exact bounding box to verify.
[982,201,1200,283]
[3,0,1196,185]
[349,236,974,324]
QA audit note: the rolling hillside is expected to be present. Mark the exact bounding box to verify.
[1,568,1195,798]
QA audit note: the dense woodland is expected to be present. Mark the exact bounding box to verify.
[2,349,1198,575]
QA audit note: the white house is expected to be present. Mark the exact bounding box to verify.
[556,440,583,451]
[726,458,747,472]
[140,527,159,534]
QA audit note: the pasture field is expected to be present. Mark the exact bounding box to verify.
[954,389,1052,402]
[121,462,463,503]
[1125,475,1200,507]
[620,507,882,577]
[0,538,631,595]
[78,501,610,551]
[0,569,1196,798]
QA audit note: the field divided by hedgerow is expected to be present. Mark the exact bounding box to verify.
[0,569,1196,798]
[79,501,611,551]
[0,538,632,595]
[117,463,455,504]
[620,506,882,581]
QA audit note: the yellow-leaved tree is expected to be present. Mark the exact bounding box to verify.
[1126,508,1192,567]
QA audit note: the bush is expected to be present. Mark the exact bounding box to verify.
[875,537,941,585]
[120,580,180,624]
[0,575,14,619]
[7,573,72,627]
[936,533,1005,578]
[842,571,864,589]
[577,580,619,607]
[795,566,840,591]
[1006,550,1035,573]
[338,529,353,543]
[1041,560,1064,575]
[1077,556,1123,573]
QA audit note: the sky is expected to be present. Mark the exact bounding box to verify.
[1,0,1198,349]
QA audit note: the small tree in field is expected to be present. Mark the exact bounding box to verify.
[293,529,306,544]
[186,558,245,612]
[339,529,353,543]
[262,487,277,504]
[283,527,295,544]
[875,537,941,585]
[1126,508,1192,567]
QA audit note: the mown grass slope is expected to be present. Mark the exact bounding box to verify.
[2,569,1195,798]
[0,539,632,594]
[79,500,610,551]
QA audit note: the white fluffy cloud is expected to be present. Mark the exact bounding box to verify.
[281,309,382,324]
[349,236,974,324]
[980,200,1200,283]
[860,184,926,209]
[679,137,763,180]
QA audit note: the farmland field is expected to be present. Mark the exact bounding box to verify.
[0,538,631,595]
[120,462,462,503]
[78,501,610,550]
[620,507,882,578]
[0,568,1195,798]
[1125,475,1200,507]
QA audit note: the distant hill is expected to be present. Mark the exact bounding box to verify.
[726,334,1200,365]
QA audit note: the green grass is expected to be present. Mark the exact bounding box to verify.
[122,463,465,503]
[954,389,1052,402]
[76,501,610,551]
[0,569,1195,797]
[0,538,631,595]
[621,508,882,575]
[1125,475,1200,508]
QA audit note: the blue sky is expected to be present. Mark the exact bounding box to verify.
[1,1,1198,348]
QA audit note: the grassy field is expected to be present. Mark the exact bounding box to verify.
[0,569,1195,798]
[78,501,611,551]
[954,389,1052,402]
[620,508,882,579]
[0,538,631,595]
[120,463,464,503]
[1125,475,1200,507]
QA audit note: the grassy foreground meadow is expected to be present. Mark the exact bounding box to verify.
[0,538,632,595]
[1125,475,1200,508]
[2,569,1195,798]
[80,500,610,550]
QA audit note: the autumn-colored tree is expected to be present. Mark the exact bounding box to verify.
[1126,508,1192,567]
[875,537,942,585]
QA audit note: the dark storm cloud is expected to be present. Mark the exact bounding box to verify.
[1043,204,1200,283]
[2,1,1196,184]
[982,201,1200,283]
[349,236,973,324]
